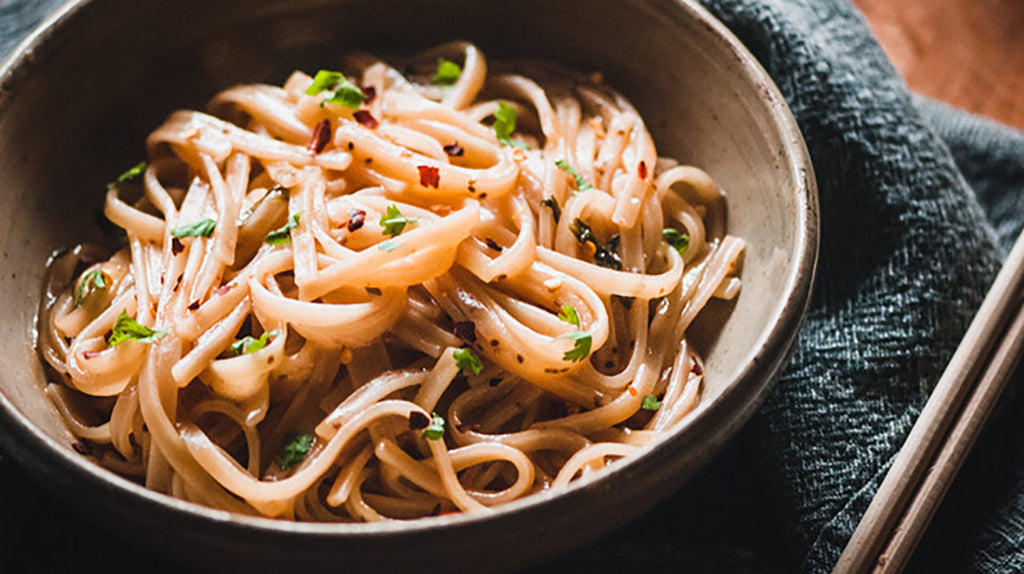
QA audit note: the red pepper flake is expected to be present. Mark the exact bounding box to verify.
[627,385,639,397]
[347,208,366,232]
[638,160,648,179]
[362,85,377,104]
[171,237,184,255]
[307,119,331,153]
[215,283,235,296]
[691,359,703,376]
[484,237,503,252]
[443,142,465,157]
[408,412,429,430]
[417,165,440,188]
[82,350,101,360]
[453,321,477,346]
[188,300,200,311]
[353,110,379,129]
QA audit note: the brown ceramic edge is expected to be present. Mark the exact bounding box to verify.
[0,0,819,542]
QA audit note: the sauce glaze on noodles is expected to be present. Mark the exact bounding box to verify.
[36,42,744,520]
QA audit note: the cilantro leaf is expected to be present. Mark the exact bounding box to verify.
[433,58,462,85]
[555,159,594,192]
[108,162,147,188]
[107,311,166,347]
[556,330,592,362]
[541,197,561,223]
[171,218,216,239]
[278,433,314,470]
[453,347,483,375]
[641,394,663,411]
[494,101,528,149]
[663,228,690,255]
[231,330,279,356]
[379,204,417,237]
[305,70,365,109]
[423,412,445,440]
[265,212,301,245]
[75,269,107,306]
[558,304,580,327]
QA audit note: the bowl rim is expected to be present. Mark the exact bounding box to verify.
[0,0,819,542]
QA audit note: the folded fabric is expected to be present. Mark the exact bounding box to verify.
[1,0,1022,572]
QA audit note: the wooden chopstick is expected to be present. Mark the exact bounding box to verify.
[835,227,1024,573]
[874,295,1024,572]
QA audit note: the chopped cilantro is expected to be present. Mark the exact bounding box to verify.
[453,347,483,375]
[305,70,365,109]
[555,159,593,192]
[75,269,107,306]
[379,204,417,237]
[108,162,147,188]
[662,228,690,256]
[558,304,580,327]
[556,330,592,362]
[641,394,662,411]
[541,197,561,223]
[377,239,401,252]
[171,218,216,239]
[570,218,623,270]
[107,311,166,347]
[433,58,462,85]
[278,433,314,470]
[231,330,279,356]
[494,101,528,149]
[265,212,301,245]
[423,412,445,440]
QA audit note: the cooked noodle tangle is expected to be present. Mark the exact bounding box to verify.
[36,42,744,520]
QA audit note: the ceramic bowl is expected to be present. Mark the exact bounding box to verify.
[0,0,817,570]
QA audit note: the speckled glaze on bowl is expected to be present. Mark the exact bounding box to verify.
[0,0,817,571]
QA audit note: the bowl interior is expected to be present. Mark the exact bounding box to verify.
[0,0,814,569]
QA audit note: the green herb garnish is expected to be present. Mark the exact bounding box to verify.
[108,162,147,188]
[278,433,315,470]
[433,58,462,85]
[305,70,365,109]
[493,101,528,149]
[107,311,166,347]
[555,159,593,192]
[558,304,580,327]
[423,412,445,440]
[171,218,217,239]
[541,197,561,223]
[379,204,417,237]
[556,330,592,362]
[453,347,483,375]
[569,218,623,270]
[265,213,301,245]
[641,394,662,411]
[662,228,690,256]
[377,239,401,252]
[231,330,279,356]
[75,269,107,306]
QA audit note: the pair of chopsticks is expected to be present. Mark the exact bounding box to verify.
[836,227,1024,573]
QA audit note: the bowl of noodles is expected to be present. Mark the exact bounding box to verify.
[0,0,816,570]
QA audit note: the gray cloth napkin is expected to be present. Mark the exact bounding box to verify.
[2,0,1023,572]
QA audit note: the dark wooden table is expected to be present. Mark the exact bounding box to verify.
[855,0,1024,131]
